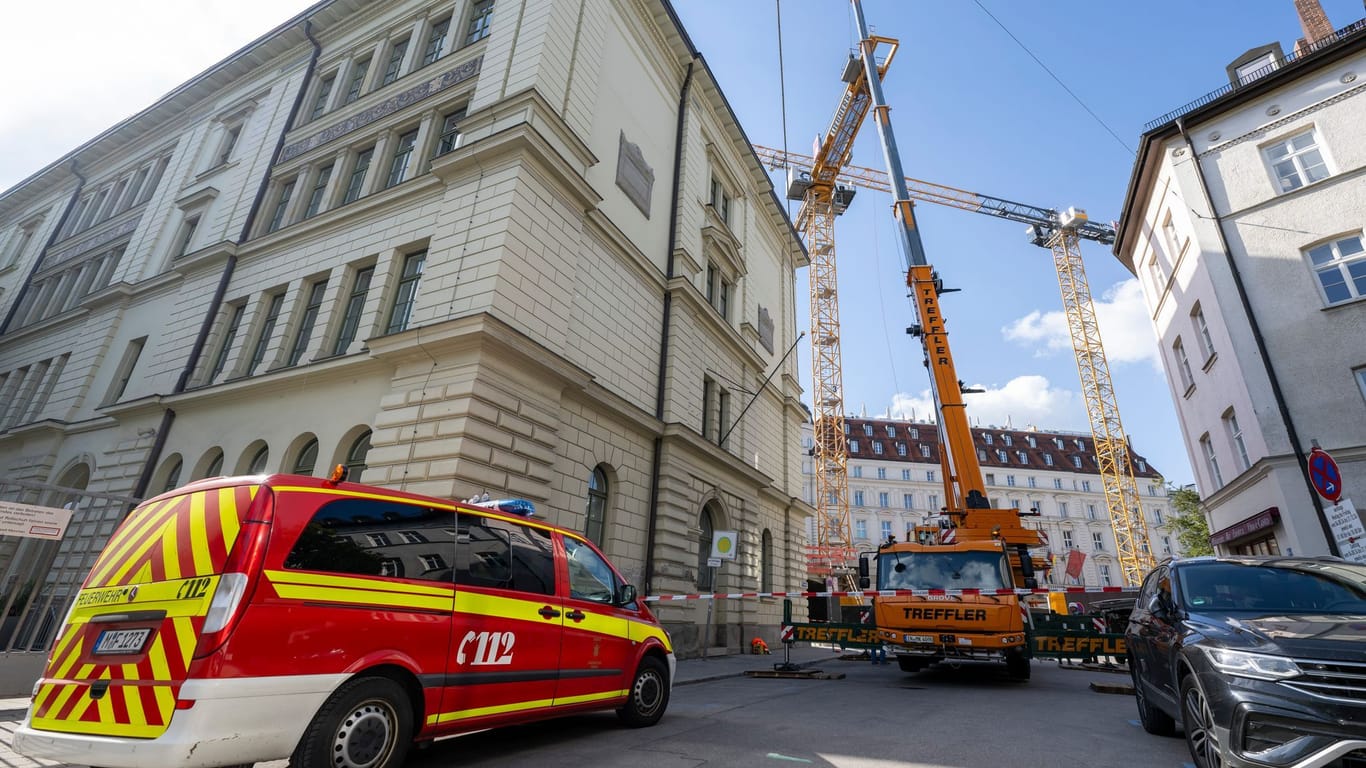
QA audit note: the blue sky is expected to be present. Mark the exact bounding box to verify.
[4,0,1364,486]
[671,0,1366,487]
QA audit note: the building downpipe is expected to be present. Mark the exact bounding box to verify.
[1175,118,1338,555]
[643,57,697,596]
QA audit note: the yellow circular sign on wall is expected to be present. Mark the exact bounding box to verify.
[716,535,733,554]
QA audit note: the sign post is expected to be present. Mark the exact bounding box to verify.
[699,532,738,660]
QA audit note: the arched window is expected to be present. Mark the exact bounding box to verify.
[345,430,372,481]
[761,529,773,593]
[161,456,183,493]
[248,445,269,474]
[203,449,224,479]
[293,437,319,475]
[696,505,715,590]
[585,466,607,547]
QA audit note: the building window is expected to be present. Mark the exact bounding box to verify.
[855,520,867,540]
[1305,235,1366,305]
[1009,498,1021,511]
[343,147,374,204]
[1092,532,1105,551]
[997,450,1008,462]
[927,494,939,510]
[851,465,862,479]
[1082,480,1092,492]
[894,443,905,457]
[174,214,200,258]
[1099,564,1112,586]
[267,178,296,233]
[903,493,913,509]
[886,425,895,437]
[761,529,773,592]
[701,377,714,440]
[901,469,910,481]
[1043,454,1054,467]
[248,445,270,474]
[1357,367,1366,405]
[334,266,374,355]
[435,109,465,156]
[1223,409,1251,471]
[1137,459,1147,472]
[310,73,336,120]
[985,473,995,485]
[585,466,607,547]
[381,36,410,86]
[862,424,873,437]
[345,430,372,481]
[161,457,184,493]
[214,123,242,167]
[303,163,334,219]
[106,337,146,404]
[1200,433,1224,488]
[880,520,892,540]
[983,433,993,445]
[1018,451,1028,464]
[1087,504,1097,519]
[287,279,328,366]
[854,491,865,507]
[717,390,731,447]
[1163,536,1173,555]
[465,0,495,44]
[386,250,427,333]
[1153,508,1165,525]
[849,439,859,453]
[248,293,285,374]
[696,506,715,591]
[1027,475,1036,487]
[1172,337,1196,392]
[210,304,245,380]
[876,467,886,480]
[1192,303,1215,361]
[1003,435,1013,446]
[386,129,419,188]
[1053,478,1062,489]
[1264,130,1329,193]
[919,444,930,458]
[709,177,732,225]
[1058,502,1068,517]
[877,492,887,508]
[1062,529,1074,549]
[1075,439,1086,451]
[1006,474,1016,486]
[872,441,883,455]
[978,449,987,461]
[344,56,371,104]
[2,224,36,270]
[926,470,936,482]
[422,15,451,65]
[1071,455,1082,469]
[705,262,731,320]
[293,437,319,475]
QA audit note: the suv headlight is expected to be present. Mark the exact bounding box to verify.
[1202,648,1301,681]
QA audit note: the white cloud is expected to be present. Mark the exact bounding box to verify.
[882,374,1087,431]
[1002,278,1160,369]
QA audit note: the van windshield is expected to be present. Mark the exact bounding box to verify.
[878,551,1010,591]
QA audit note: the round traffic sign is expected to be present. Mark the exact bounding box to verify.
[1308,448,1343,503]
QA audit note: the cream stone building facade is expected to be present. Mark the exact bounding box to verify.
[0,0,811,665]
[801,418,1176,587]
[1114,3,1366,560]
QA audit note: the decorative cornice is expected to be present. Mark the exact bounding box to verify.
[280,55,483,162]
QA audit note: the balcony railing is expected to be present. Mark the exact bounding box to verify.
[1144,17,1366,132]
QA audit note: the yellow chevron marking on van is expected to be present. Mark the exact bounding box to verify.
[87,498,175,586]
[266,570,455,597]
[189,492,211,576]
[122,684,145,728]
[218,487,241,549]
[147,634,171,682]
[174,616,196,664]
[160,516,182,581]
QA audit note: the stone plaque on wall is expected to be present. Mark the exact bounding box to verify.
[758,305,774,353]
[615,131,653,217]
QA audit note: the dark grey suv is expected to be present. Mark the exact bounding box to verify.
[1127,556,1366,768]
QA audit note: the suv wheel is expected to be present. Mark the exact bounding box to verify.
[1180,675,1223,768]
[1130,657,1176,736]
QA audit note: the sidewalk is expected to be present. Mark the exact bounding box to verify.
[0,644,850,768]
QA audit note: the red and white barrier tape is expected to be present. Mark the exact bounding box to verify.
[643,586,1138,602]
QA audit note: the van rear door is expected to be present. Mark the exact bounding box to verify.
[28,482,264,739]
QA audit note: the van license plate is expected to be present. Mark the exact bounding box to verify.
[904,634,934,644]
[94,629,151,655]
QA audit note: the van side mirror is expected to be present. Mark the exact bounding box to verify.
[858,555,871,590]
[616,584,638,606]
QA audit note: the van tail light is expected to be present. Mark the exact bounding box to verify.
[193,489,274,659]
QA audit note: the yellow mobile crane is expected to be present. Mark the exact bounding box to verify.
[753,151,1156,587]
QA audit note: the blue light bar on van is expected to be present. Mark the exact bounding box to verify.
[471,498,537,517]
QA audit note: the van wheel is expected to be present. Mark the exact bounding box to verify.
[617,656,669,728]
[1005,650,1031,680]
[291,676,413,768]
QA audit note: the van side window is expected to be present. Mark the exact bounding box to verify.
[563,536,618,603]
[455,513,555,595]
[285,498,456,581]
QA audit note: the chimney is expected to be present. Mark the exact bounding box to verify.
[1293,0,1335,55]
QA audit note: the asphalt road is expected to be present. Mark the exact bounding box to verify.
[403,660,1193,768]
[3,658,1195,768]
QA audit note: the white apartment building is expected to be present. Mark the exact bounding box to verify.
[0,0,811,665]
[801,417,1174,588]
[1114,1,1366,559]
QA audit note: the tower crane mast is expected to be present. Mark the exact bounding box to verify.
[754,144,1157,586]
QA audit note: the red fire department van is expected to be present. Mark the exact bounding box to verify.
[13,472,674,768]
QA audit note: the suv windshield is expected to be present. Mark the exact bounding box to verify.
[878,551,1010,591]
[1179,561,1366,613]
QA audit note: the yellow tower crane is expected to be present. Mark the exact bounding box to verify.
[758,146,1157,586]
[782,29,901,580]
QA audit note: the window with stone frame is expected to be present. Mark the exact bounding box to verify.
[287,279,329,366]
[386,129,420,188]
[464,0,494,45]
[333,265,375,355]
[1305,234,1366,306]
[310,71,337,121]
[303,162,335,219]
[266,177,298,233]
[247,292,286,374]
[209,303,245,381]
[2,221,39,272]
[344,54,372,104]
[381,36,411,86]
[386,250,427,334]
[1263,129,1329,193]
[421,14,452,66]
[435,108,466,157]
[343,146,375,204]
